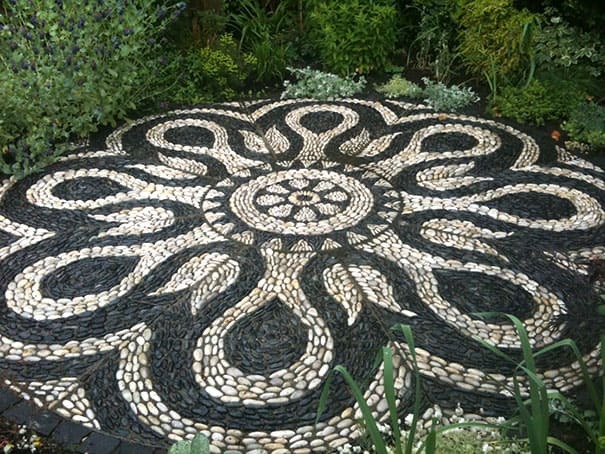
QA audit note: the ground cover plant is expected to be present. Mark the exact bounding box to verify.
[281,67,366,100]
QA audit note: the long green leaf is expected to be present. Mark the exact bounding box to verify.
[393,324,421,454]
[547,436,578,453]
[382,347,403,454]
[334,365,388,454]
[315,369,335,430]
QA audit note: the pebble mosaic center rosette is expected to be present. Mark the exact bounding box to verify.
[0,99,604,452]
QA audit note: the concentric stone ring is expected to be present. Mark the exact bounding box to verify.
[0,99,603,452]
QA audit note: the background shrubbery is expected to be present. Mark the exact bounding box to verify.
[1,0,604,177]
[0,0,185,176]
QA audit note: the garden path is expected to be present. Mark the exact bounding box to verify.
[0,99,603,453]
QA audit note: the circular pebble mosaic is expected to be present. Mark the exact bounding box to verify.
[0,99,604,452]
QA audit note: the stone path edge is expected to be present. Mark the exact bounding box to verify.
[0,386,167,453]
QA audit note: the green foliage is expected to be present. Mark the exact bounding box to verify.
[0,0,184,177]
[164,34,257,104]
[476,313,605,454]
[375,76,423,99]
[168,433,210,454]
[455,0,538,88]
[281,67,366,100]
[195,10,229,48]
[421,78,479,112]
[493,79,584,126]
[407,0,460,82]
[316,326,424,454]
[535,9,605,79]
[375,75,479,112]
[308,0,396,75]
[229,0,295,82]
[563,102,605,149]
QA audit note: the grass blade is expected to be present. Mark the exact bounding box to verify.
[334,365,388,454]
[393,324,422,454]
[382,346,403,454]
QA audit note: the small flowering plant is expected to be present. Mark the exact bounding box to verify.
[0,0,187,177]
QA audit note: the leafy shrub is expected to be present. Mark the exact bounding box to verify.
[535,9,605,79]
[455,0,538,87]
[308,0,396,75]
[281,67,366,100]
[407,0,460,82]
[375,75,423,99]
[164,34,257,104]
[492,79,584,126]
[0,0,185,177]
[421,78,479,111]
[229,0,294,82]
[563,102,605,149]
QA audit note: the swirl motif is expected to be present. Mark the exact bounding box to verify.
[0,99,603,451]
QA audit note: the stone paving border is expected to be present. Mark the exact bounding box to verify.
[0,387,165,453]
[0,99,603,453]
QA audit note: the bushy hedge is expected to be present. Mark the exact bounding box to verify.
[308,0,396,75]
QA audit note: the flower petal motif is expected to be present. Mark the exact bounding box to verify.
[266,183,291,194]
[420,218,511,261]
[294,206,317,222]
[268,204,293,217]
[241,130,269,154]
[324,190,348,202]
[255,194,285,207]
[289,178,309,190]
[313,180,336,192]
[323,263,417,326]
[265,125,290,154]
[315,203,340,215]
[339,128,371,156]
[150,252,239,315]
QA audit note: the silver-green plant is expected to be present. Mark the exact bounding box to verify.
[168,433,210,454]
[375,75,423,99]
[281,67,366,100]
[421,77,479,112]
